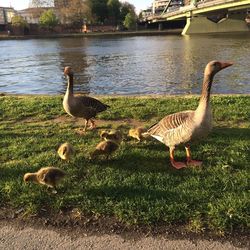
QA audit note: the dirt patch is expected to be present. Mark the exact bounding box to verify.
[20,115,146,130]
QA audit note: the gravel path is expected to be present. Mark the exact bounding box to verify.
[0,223,247,250]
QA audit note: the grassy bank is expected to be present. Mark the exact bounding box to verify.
[0,95,249,235]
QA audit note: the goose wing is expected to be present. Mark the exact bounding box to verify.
[77,95,110,113]
[147,110,194,142]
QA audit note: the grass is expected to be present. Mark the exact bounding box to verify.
[0,95,249,235]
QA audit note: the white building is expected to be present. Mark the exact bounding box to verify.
[153,0,170,14]
[0,7,16,24]
[152,0,184,15]
[18,7,56,24]
[141,7,153,20]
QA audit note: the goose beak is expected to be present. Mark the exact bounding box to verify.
[220,62,233,69]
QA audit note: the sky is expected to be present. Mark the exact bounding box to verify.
[0,0,153,12]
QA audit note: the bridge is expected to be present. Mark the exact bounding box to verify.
[145,0,250,35]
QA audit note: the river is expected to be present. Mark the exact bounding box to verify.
[0,33,249,95]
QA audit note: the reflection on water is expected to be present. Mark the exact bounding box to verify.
[0,33,249,95]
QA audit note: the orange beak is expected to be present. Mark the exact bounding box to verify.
[220,62,233,69]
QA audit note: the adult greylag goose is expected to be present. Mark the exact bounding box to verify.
[23,167,66,192]
[63,67,110,131]
[146,61,233,169]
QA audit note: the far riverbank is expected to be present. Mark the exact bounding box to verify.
[0,29,182,40]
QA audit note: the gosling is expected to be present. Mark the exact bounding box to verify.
[128,127,146,142]
[23,167,66,191]
[57,142,75,161]
[91,140,119,160]
[100,130,122,144]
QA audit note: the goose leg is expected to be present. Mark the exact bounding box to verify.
[136,136,141,143]
[185,145,202,166]
[84,119,88,131]
[169,147,187,169]
[89,119,96,130]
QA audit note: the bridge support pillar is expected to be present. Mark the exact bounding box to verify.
[182,12,249,35]
[158,23,163,31]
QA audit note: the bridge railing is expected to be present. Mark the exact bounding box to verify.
[143,0,243,21]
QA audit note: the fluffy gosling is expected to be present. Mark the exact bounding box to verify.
[57,142,75,161]
[23,167,66,192]
[90,140,119,160]
[128,127,146,142]
[100,130,123,144]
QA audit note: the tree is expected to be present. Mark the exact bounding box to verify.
[123,12,136,30]
[39,9,58,30]
[120,1,136,22]
[60,0,91,28]
[87,0,109,23]
[11,15,28,28]
[107,0,120,24]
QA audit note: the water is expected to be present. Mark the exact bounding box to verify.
[0,33,249,95]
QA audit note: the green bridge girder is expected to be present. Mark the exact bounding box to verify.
[147,0,250,34]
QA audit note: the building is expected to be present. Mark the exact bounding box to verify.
[140,7,153,20]
[0,7,16,31]
[18,7,53,24]
[153,0,170,14]
[152,0,184,15]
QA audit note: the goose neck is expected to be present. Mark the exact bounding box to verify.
[66,75,74,95]
[198,73,214,107]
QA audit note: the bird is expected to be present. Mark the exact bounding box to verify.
[63,66,110,132]
[57,142,75,161]
[90,140,119,160]
[100,130,109,139]
[128,127,146,142]
[23,167,66,192]
[146,61,233,169]
[100,129,123,144]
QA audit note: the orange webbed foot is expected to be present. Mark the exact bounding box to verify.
[171,161,187,169]
[89,120,96,130]
[187,159,202,167]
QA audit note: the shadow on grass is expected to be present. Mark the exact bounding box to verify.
[210,127,250,140]
[84,186,182,202]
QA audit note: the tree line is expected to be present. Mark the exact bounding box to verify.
[20,0,137,30]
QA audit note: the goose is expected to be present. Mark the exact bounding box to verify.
[63,67,110,131]
[23,167,66,191]
[57,142,75,161]
[128,127,146,142]
[146,61,233,169]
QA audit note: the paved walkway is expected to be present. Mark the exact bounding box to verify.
[0,223,247,250]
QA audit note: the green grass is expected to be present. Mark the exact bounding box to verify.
[0,95,249,235]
